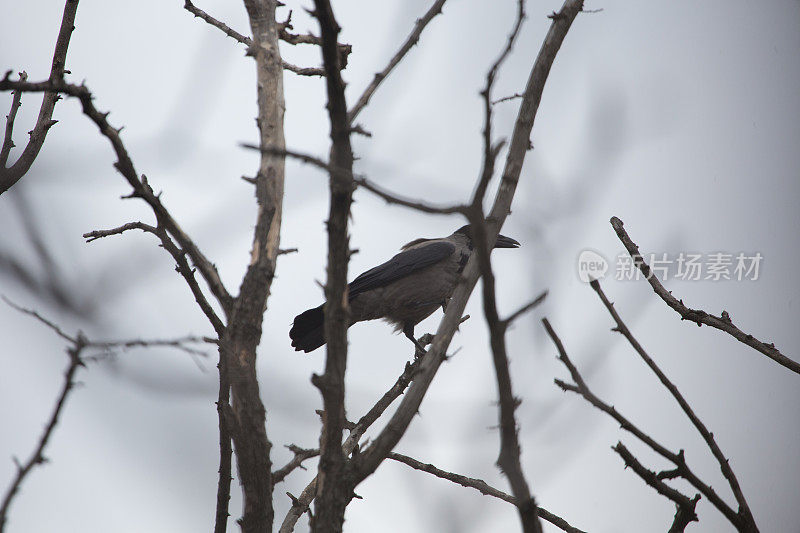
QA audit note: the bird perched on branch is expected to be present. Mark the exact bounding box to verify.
[289,225,520,353]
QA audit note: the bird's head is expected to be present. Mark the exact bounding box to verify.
[454,224,521,249]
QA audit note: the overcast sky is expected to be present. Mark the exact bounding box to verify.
[1,1,798,532]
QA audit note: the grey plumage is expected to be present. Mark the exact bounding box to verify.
[289,225,520,353]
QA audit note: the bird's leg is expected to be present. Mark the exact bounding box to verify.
[440,300,448,313]
[403,323,427,358]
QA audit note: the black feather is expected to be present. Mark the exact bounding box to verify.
[347,241,455,298]
[289,304,325,353]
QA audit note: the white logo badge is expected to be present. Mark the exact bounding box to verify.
[577,249,608,283]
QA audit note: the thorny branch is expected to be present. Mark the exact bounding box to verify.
[610,216,797,375]
[589,278,758,530]
[279,344,428,532]
[492,92,524,105]
[103,219,231,513]
[464,0,543,530]
[0,0,79,195]
[0,334,84,533]
[309,1,356,530]
[182,0,325,76]
[347,0,448,125]
[0,77,234,320]
[183,0,250,44]
[0,299,210,532]
[243,143,467,215]
[0,71,26,168]
[612,442,700,533]
[219,0,286,530]
[277,25,352,70]
[272,446,320,485]
[541,317,748,530]
[3,297,212,358]
[82,221,225,337]
[388,452,586,533]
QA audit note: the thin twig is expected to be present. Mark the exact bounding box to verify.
[504,291,548,327]
[83,221,225,337]
[279,349,426,532]
[213,345,232,533]
[281,62,325,77]
[0,335,85,532]
[590,279,758,530]
[2,296,75,343]
[183,0,250,44]
[466,1,544,530]
[272,446,320,484]
[609,216,797,375]
[277,29,351,69]
[0,71,26,168]
[388,452,586,533]
[244,143,467,215]
[347,0,449,124]
[182,1,325,76]
[474,0,526,205]
[3,296,212,357]
[0,300,212,531]
[612,442,700,533]
[0,78,234,320]
[82,221,158,242]
[491,92,524,105]
[356,175,467,214]
[541,317,743,528]
[0,0,79,195]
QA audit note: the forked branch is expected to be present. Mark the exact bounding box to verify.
[610,216,797,375]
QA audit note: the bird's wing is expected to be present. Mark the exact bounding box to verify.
[347,241,455,299]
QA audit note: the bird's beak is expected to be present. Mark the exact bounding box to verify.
[494,234,521,248]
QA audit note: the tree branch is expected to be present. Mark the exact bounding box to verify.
[388,452,586,533]
[464,2,543,530]
[609,216,797,375]
[0,71,26,168]
[279,348,427,532]
[217,1,287,531]
[0,0,79,195]
[182,1,325,76]
[281,62,325,77]
[541,317,744,529]
[590,278,758,531]
[612,442,700,533]
[0,300,213,531]
[503,291,548,327]
[82,221,225,337]
[347,0,449,124]
[3,296,212,357]
[272,446,320,485]
[82,221,158,242]
[277,28,351,70]
[243,143,468,215]
[183,0,251,44]
[0,78,234,318]
[0,334,84,532]
[309,1,356,530]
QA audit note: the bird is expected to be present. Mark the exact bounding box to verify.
[289,225,520,353]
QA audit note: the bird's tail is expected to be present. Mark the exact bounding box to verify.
[289,304,326,353]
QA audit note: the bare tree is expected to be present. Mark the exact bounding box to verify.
[1,1,796,532]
